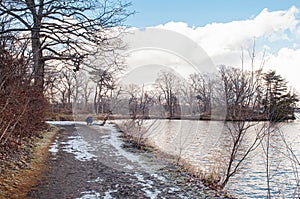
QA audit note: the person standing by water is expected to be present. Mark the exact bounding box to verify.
[86,116,93,125]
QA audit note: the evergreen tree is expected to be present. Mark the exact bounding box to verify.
[263,71,298,121]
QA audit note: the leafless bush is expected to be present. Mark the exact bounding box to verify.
[0,48,47,149]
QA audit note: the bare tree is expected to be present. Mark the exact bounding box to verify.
[276,128,300,197]
[77,72,94,112]
[179,81,196,117]
[85,49,125,114]
[217,65,266,188]
[156,71,182,119]
[188,73,214,119]
[218,66,299,196]
[120,84,155,148]
[126,84,153,119]
[63,69,76,107]
[91,69,115,114]
[70,70,90,113]
[0,0,133,94]
[44,70,59,103]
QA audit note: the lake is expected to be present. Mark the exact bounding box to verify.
[139,119,300,198]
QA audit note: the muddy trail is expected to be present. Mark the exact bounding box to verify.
[28,122,227,199]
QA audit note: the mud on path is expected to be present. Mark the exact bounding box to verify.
[28,122,226,199]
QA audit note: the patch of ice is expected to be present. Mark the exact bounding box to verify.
[76,190,100,199]
[68,136,78,139]
[168,187,181,193]
[87,177,103,183]
[134,172,146,182]
[132,172,160,199]
[63,135,97,161]
[47,121,87,125]
[151,173,167,182]
[142,188,161,199]
[124,165,134,170]
[134,172,155,186]
[103,189,117,199]
[49,143,58,153]
[108,128,140,163]
[49,138,59,154]
[100,125,164,172]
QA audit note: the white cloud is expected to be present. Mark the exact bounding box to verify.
[155,6,299,58]
[267,48,300,91]
[150,6,300,91]
[125,6,300,91]
[293,43,298,48]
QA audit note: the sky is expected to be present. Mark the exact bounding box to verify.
[124,0,300,92]
[127,0,300,28]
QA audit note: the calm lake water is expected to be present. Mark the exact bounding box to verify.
[141,118,300,198]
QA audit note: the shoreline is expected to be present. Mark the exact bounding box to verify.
[115,122,235,198]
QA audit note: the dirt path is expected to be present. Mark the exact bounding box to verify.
[28,122,227,199]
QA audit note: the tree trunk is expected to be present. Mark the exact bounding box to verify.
[30,21,46,122]
[31,26,44,95]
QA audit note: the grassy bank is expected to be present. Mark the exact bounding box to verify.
[0,126,58,199]
[114,121,234,198]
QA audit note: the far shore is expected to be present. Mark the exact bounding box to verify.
[47,112,298,122]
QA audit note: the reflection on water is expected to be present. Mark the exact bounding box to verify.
[143,119,300,198]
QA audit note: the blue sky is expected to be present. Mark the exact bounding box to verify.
[127,0,300,28]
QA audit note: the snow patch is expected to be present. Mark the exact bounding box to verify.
[124,165,134,170]
[76,190,100,199]
[47,121,87,125]
[142,188,161,199]
[151,173,167,182]
[133,172,161,199]
[134,172,146,182]
[102,124,165,172]
[168,187,181,193]
[103,189,118,199]
[87,177,103,183]
[49,137,59,155]
[63,135,97,161]
[108,128,140,163]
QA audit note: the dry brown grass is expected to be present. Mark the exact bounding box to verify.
[0,126,58,199]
